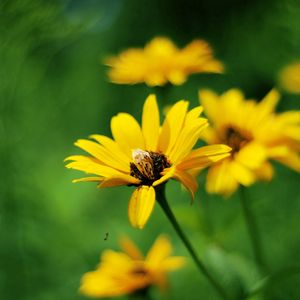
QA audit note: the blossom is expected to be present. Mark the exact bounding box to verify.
[105,37,224,86]
[80,235,185,298]
[65,94,231,228]
[278,61,300,94]
[198,88,300,197]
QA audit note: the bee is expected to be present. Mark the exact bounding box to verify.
[131,149,155,180]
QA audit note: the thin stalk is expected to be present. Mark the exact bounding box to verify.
[129,287,151,300]
[154,84,171,104]
[156,187,230,300]
[239,186,266,270]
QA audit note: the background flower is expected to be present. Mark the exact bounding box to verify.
[80,235,185,298]
[199,88,300,196]
[105,37,223,86]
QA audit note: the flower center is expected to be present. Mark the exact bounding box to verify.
[130,149,170,186]
[224,126,251,154]
[131,266,148,276]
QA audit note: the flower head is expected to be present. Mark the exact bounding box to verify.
[105,37,224,86]
[80,235,185,298]
[278,61,300,94]
[199,88,300,196]
[65,94,231,228]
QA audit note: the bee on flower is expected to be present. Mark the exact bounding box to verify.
[80,235,185,298]
[105,37,224,87]
[198,88,300,197]
[65,94,231,228]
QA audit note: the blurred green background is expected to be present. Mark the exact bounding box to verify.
[1,0,300,299]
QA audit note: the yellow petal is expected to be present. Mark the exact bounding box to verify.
[145,73,166,86]
[90,134,130,165]
[146,235,172,265]
[173,169,198,199]
[65,159,117,177]
[178,144,231,170]
[99,176,140,187]
[200,126,219,144]
[142,94,160,151]
[235,142,266,170]
[160,256,186,271]
[201,59,224,73]
[152,167,175,186]
[66,157,139,185]
[185,106,204,121]
[75,139,129,172]
[101,249,133,268]
[284,125,300,140]
[277,111,300,124]
[119,237,144,260]
[183,144,232,160]
[80,271,117,297]
[167,71,186,85]
[158,100,189,154]
[73,177,102,183]
[254,162,274,181]
[80,250,142,297]
[221,89,244,109]
[230,161,256,186]
[198,89,220,122]
[258,89,280,116]
[128,186,156,229]
[111,113,145,156]
[168,118,208,163]
[275,151,300,172]
[206,160,239,197]
[64,155,99,163]
[267,146,290,157]
[145,37,177,55]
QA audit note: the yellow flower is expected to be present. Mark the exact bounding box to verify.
[278,61,300,93]
[198,88,300,197]
[65,94,231,228]
[80,235,185,298]
[105,37,224,86]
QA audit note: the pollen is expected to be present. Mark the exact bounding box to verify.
[130,149,170,185]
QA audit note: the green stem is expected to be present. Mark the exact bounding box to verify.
[129,287,151,300]
[154,84,171,104]
[156,187,230,300]
[239,187,266,270]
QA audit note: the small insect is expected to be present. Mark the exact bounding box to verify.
[132,149,155,180]
[104,232,109,241]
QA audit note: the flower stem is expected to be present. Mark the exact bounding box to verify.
[156,187,230,300]
[130,287,151,300]
[154,84,171,104]
[239,186,266,270]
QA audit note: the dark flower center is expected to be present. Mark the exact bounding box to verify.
[131,267,148,276]
[130,149,170,186]
[224,126,251,154]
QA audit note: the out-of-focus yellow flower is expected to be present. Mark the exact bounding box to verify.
[80,235,185,298]
[105,37,224,86]
[198,88,300,197]
[278,62,300,93]
[65,94,231,228]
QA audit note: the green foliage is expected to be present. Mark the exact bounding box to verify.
[0,0,300,299]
